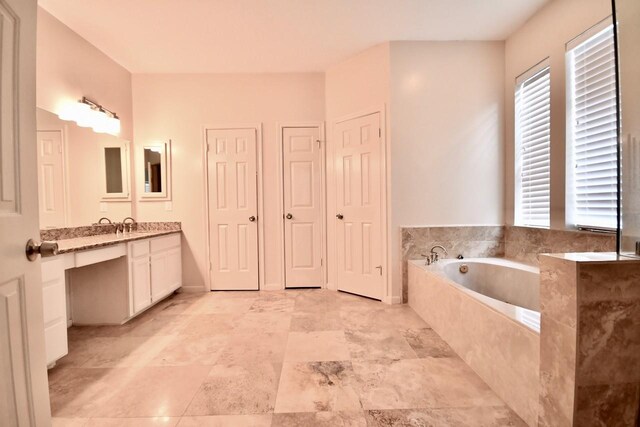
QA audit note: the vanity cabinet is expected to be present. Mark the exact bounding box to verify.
[128,234,182,316]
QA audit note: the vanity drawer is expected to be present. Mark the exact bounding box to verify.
[150,233,180,253]
[75,243,126,267]
[129,240,150,258]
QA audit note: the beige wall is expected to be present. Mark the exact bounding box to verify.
[324,43,392,297]
[36,7,133,141]
[389,41,505,301]
[132,73,325,289]
[504,0,613,229]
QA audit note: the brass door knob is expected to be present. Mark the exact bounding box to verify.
[249,216,256,222]
[286,213,293,220]
[336,214,344,220]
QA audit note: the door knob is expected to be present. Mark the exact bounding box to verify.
[249,216,256,222]
[336,214,344,220]
[25,239,59,262]
[286,213,293,220]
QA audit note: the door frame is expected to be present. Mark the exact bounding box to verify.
[276,122,327,290]
[331,105,392,303]
[36,127,70,227]
[202,123,265,291]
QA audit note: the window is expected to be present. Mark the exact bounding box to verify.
[567,22,617,230]
[515,62,551,228]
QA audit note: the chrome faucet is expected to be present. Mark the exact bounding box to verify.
[97,217,112,224]
[122,217,136,233]
[422,245,448,265]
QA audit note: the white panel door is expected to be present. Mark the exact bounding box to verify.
[0,0,52,425]
[207,128,259,290]
[36,130,66,229]
[335,113,383,300]
[282,127,323,288]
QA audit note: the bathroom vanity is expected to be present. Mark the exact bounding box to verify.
[40,224,182,366]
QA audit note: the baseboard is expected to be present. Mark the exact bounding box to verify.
[383,295,402,305]
[263,282,284,291]
[325,281,337,291]
[179,284,207,293]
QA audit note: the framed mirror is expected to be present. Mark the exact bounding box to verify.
[101,140,131,200]
[140,140,171,200]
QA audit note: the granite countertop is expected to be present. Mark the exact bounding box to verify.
[55,229,181,254]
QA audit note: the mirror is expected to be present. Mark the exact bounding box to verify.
[36,107,133,229]
[140,141,170,199]
[614,0,640,257]
[101,141,130,199]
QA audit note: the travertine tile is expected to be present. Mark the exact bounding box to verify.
[85,417,179,426]
[92,366,211,417]
[185,363,281,415]
[150,334,227,366]
[216,332,288,365]
[177,415,272,426]
[274,361,362,413]
[272,410,367,426]
[575,383,640,427]
[344,329,417,360]
[285,331,351,362]
[539,255,577,328]
[52,418,89,427]
[289,310,344,332]
[234,311,292,332]
[352,358,502,410]
[400,328,456,358]
[364,406,527,427]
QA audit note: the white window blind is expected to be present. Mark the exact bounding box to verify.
[567,24,617,230]
[515,65,551,228]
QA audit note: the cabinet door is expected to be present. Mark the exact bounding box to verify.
[130,256,151,314]
[166,247,182,292]
[41,256,68,365]
[150,252,168,302]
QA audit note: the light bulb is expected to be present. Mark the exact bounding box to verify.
[92,112,110,133]
[74,103,94,128]
[106,116,121,135]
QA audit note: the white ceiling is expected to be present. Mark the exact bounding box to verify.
[38,0,550,73]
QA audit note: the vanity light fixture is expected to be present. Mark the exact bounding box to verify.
[58,97,121,136]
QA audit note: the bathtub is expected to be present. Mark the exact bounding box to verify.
[408,257,540,426]
[438,258,540,331]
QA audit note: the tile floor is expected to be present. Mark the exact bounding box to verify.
[49,289,526,426]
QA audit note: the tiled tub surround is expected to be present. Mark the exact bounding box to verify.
[402,226,505,302]
[504,226,615,264]
[539,253,640,426]
[401,225,616,302]
[408,259,540,426]
[40,222,182,253]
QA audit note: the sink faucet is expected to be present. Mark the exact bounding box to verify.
[122,217,136,233]
[422,245,448,265]
[97,217,112,224]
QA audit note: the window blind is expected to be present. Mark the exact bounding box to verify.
[515,66,551,228]
[568,25,617,229]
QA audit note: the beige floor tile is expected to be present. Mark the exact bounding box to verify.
[401,327,457,358]
[249,296,296,313]
[344,329,417,360]
[150,334,227,366]
[364,406,527,426]
[52,418,89,427]
[126,314,191,337]
[185,362,281,415]
[85,417,180,426]
[352,358,503,410]
[191,296,256,314]
[49,368,133,417]
[179,314,241,336]
[289,310,344,332]
[284,331,351,362]
[271,411,368,426]
[92,366,211,417]
[234,312,292,332]
[216,332,288,365]
[274,361,362,413]
[177,415,272,426]
[79,336,174,368]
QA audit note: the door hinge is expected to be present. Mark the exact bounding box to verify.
[317,139,322,148]
[206,143,210,152]
[375,265,382,276]
[320,258,323,266]
[209,262,212,271]
[378,128,381,137]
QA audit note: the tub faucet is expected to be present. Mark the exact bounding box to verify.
[428,245,448,264]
